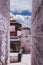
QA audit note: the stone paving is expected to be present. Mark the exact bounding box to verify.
[10,54,31,65]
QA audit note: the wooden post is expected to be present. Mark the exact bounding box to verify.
[0,0,10,65]
[31,0,43,65]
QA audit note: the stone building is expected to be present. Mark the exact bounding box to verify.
[10,15,21,52]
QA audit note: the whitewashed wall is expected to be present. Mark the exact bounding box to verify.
[21,29,31,53]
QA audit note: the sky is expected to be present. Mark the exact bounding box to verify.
[10,0,32,11]
[10,0,32,27]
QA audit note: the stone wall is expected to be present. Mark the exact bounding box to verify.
[0,0,10,65]
[31,0,43,65]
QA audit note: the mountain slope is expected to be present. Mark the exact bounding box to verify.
[11,10,32,16]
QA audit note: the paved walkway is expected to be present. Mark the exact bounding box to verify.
[10,54,31,65]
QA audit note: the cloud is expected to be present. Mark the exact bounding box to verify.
[10,0,32,28]
[14,15,31,28]
[10,13,31,28]
[10,0,32,11]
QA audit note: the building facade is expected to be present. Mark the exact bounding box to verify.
[10,18,21,52]
[21,27,31,53]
